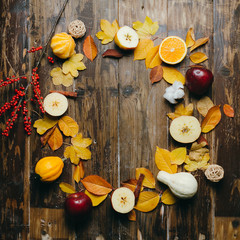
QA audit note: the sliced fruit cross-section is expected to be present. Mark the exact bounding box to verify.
[170,116,201,143]
[159,36,187,64]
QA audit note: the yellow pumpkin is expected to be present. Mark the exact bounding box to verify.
[35,156,64,182]
[50,32,76,59]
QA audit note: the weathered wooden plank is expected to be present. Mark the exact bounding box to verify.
[213,0,240,219]
[118,1,168,239]
[0,1,30,239]
[166,1,215,239]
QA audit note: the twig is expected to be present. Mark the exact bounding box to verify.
[3,52,17,75]
[34,0,69,69]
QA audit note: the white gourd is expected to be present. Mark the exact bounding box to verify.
[157,171,198,199]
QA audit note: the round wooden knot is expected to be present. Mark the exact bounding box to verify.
[204,164,224,182]
[68,20,86,38]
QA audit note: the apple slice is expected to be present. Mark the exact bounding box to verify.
[170,116,201,143]
[114,26,139,50]
[43,92,68,117]
[111,187,135,214]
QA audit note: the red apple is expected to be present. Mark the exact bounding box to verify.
[186,67,214,95]
[65,192,92,217]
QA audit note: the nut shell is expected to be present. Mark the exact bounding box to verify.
[204,164,224,182]
[68,20,86,38]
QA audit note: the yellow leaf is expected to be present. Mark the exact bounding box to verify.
[201,105,221,133]
[64,145,80,165]
[155,147,177,173]
[190,37,209,52]
[71,133,92,148]
[167,103,193,120]
[170,147,187,165]
[133,16,159,39]
[58,116,79,137]
[74,146,91,160]
[185,27,195,48]
[33,115,58,135]
[96,19,120,44]
[73,161,84,183]
[81,175,113,195]
[161,189,177,205]
[134,39,154,60]
[134,191,160,212]
[47,127,63,151]
[189,143,209,162]
[59,182,76,194]
[197,96,214,117]
[136,168,155,189]
[145,45,162,69]
[50,67,74,87]
[184,155,210,172]
[162,66,185,85]
[190,52,208,64]
[85,190,108,207]
[128,210,136,221]
[62,53,86,77]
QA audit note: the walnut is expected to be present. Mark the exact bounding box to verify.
[204,164,224,182]
[68,20,86,38]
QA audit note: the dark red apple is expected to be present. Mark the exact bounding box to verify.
[65,192,92,217]
[186,67,214,95]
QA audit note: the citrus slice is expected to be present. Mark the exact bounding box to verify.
[159,36,187,64]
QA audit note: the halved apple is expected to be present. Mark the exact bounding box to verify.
[114,26,139,50]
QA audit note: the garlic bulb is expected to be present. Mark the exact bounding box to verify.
[157,171,198,199]
[163,81,185,104]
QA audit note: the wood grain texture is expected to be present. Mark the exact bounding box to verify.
[0,0,239,239]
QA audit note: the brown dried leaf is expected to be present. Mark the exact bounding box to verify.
[47,127,63,151]
[128,210,136,221]
[197,96,214,117]
[150,65,163,84]
[190,37,209,52]
[83,35,98,61]
[102,49,123,58]
[223,104,234,117]
[40,125,57,147]
[184,154,210,172]
[190,52,208,64]
[185,27,195,48]
[201,105,221,133]
[189,142,209,161]
[81,175,113,196]
[136,168,155,189]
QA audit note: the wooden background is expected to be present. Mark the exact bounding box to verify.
[0,0,239,239]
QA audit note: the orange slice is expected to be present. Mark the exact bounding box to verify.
[159,36,187,64]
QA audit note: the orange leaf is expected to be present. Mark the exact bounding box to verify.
[73,161,84,183]
[134,39,154,60]
[128,210,136,221]
[185,27,195,48]
[150,65,163,84]
[161,189,177,205]
[190,52,208,64]
[81,175,113,195]
[155,147,177,173]
[190,37,209,52]
[40,125,57,146]
[136,168,155,189]
[83,35,98,61]
[223,104,234,117]
[58,116,79,137]
[134,191,160,212]
[201,105,221,133]
[47,127,63,151]
[145,45,162,69]
[121,179,143,192]
[197,96,214,117]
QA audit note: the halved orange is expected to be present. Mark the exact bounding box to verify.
[159,36,187,64]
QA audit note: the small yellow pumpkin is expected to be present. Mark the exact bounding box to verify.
[50,32,76,59]
[35,156,64,182]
